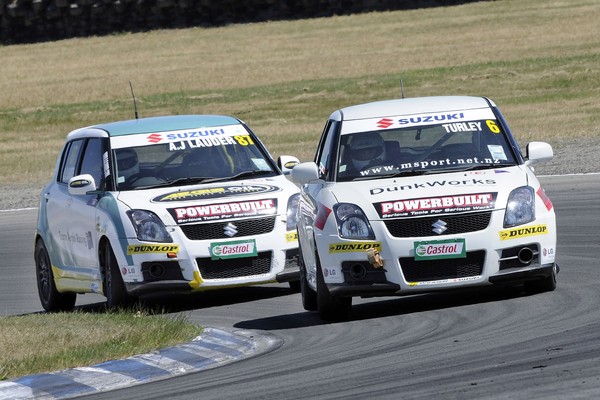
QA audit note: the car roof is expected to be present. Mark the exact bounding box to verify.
[334,96,495,121]
[67,115,242,140]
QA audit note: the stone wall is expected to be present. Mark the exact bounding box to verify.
[0,0,487,44]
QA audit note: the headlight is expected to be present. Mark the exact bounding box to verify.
[286,193,301,231]
[334,203,375,240]
[503,186,535,228]
[127,210,173,243]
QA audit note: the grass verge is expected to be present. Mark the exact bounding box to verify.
[0,309,202,380]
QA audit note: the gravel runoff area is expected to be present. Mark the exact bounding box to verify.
[1,138,598,212]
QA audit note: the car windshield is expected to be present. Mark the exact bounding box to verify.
[111,126,277,190]
[336,118,517,181]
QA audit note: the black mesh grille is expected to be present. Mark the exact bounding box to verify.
[400,250,485,282]
[196,251,272,279]
[180,217,276,240]
[384,212,492,238]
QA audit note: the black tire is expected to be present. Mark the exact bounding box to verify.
[299,248,317,311]
[289,280,301,292]
[35,239,76,312]
[316,251,351,322]
[524,264,558,295]
[103,244,132,309]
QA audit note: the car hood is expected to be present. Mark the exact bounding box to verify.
[116,175,298,226]
[331,166,531,220]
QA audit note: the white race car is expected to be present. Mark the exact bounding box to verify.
[291,96,558,321]
[35,115,301,311]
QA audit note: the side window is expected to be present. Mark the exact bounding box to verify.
[80,138,107,189]
[59,139,84,184]
[315,120,338,180]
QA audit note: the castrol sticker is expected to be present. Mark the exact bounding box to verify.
[210,239,257,260]
[414,239,466,260]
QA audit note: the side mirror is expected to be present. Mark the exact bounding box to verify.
[68,174,97,196]
[277,155,300,176]
[525,141,553,166]
[290,162,320,186]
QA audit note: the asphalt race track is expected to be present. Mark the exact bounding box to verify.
[1,174,599,400]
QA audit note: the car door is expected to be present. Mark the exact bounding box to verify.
[44,138,86,270]
[298,120,339,272]
[67,137,109,270]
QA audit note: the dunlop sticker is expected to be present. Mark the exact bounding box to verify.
[128,244,180,255]
[328,242,382,253]
[499,224,548,241]
[286,231,298,242]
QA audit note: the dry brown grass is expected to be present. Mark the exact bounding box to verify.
[2,0,598,110]
[0,0,599,184]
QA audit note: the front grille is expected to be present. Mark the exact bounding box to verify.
[196,251,272,279]
[384,212,492,238]
[400,250,485,282]
[180,216,276,240]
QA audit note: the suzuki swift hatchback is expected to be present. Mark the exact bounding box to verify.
[291,96,558,321]
[35,115,301,311]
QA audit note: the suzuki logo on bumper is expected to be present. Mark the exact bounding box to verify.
[224,222,238,237]
[432,220,448,235]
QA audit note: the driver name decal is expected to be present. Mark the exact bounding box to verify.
[376,192,497,219]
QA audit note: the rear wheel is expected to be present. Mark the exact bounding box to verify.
[35,239,76,312]
[316,251,351,322]
[103,244,132,309]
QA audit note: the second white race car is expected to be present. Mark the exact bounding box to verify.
[35,114,301,311]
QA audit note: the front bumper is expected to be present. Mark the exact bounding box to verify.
[488,263,558,286]
[316,210,557,297]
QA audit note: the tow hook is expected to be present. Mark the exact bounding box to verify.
[367,248,383,269]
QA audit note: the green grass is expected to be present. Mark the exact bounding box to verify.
[0,309,201,380]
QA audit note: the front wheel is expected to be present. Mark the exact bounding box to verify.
[103,244,133,309]
[289,280,301,292]
[35,239,76,312]
[316,251,351,322]
[524,264,558,295]
[299,248,317,311]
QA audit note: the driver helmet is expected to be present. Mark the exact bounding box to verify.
[349,132,385,171]
[116,148,139,182]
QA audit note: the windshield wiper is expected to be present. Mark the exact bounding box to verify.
[444,163,517,173]
[137,176,220,189]
[226,170,274,180]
